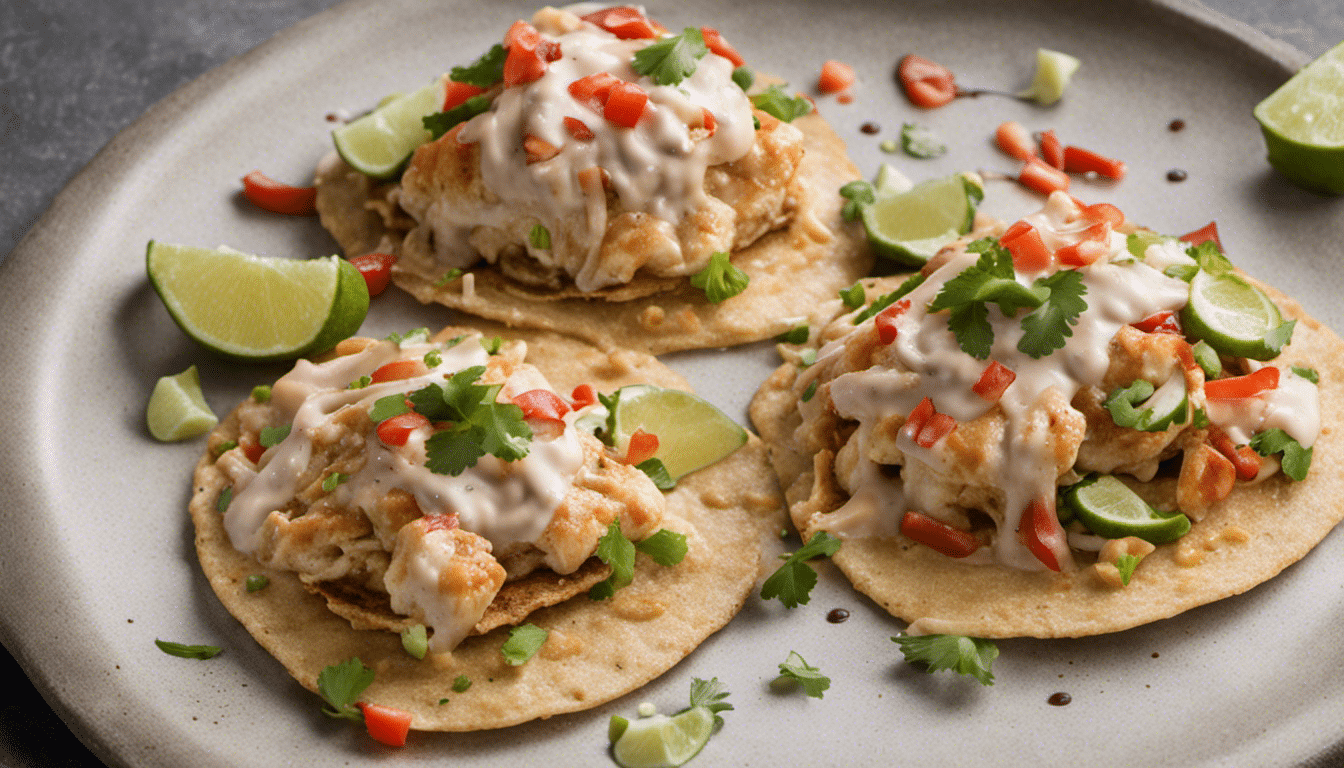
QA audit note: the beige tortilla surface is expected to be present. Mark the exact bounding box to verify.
[749,274,1344,638]
[389,109,872,354]
[192,327,785,730]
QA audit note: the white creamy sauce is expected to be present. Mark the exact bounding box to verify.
[1207,369,1321,447]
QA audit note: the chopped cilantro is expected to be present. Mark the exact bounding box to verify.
[632,28,707,85]
[636,457,676,490]
[775,324,810,344]
[1187,240,1233,276]
[774,651,830,698]
[434,268,465,286]
[752,115,760,130]
[386,328,430,344]
[452,674,472,693]
[750,84,812,123]
[1192,341,1222,379]
[1164,263,1200,282]
[839,282,865,310]
[528,223,551,250]
[1192,407,1211,429]
[838,180,876,222]
[1115,554,1141,586]
[347,375,372,390]
[801,380,818,402]
[251,385,272,403]
[1249,428,1313,481]
[215,487,232,513]
[423,349,442,368]
[731,65,754,91]
[155,639,222,660]
[798,348,817,367]
[369,394,411,422]
[212,439,237,457]
[258,424,290,448]
[684,677,733,728]
[321,472,348,492]
[438,698,450,705]
[482,336,504,355]
[1292,365,1319,384]
[424,94,492,140]
[450,44,506,87]
[409,366,531,475]
[690,251,749,303]
[318,657,375,720]
[500,623,548,666]
[635,529,689,566]
[760,531,842,608]
[891,634,998,686]
[900,122,947,159]
[245,574,269,592]
[589,520,637,600]
[1263,319,1297,357]
[853,273,926,324]
[401,624,428,660]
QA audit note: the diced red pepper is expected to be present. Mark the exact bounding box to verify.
[563,116,595,141]
[523,134,561,164]
[700,26,745,67]
[1062,145,1127,179]
[1179,221,1222,250]
[371,359,429,384]
[699,108,717,137]
[1039,129,1064,169]
[241,171,317,216]
[1204,367,1280,400]
[1000,220,1052,272]
[241,437,266,464]
[972,361,1016,401]
[1207,425,1263,481]
[604,82,648,128]
[995,121,1036,162]
[818,60,856,94]
[357,702,413,747]
[1053,222,1110,267]
[1018,158,1071,195]
[1021,497,1065,572]
[503,21,552,87]
[873,299,911,344]
[443,80,487,110]
[582,6,661,39]
[376,412,430,447]
[348,252,397,297]
[897,54,957,108]
[513,389,570,425]
[624,429,659,466]
[915,413,958,448]
[900,511,981,558]
[570,384,598,409]
[902,397,936,440]
[1079,202,1125,228]
[1131,310,1182,335]
[568,72,620,112]
[421,513,460,532]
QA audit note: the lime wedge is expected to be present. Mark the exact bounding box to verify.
[1253,41,1344,195]
[608,385,747,480]
[333,79,445,178]
[1017,49,1081,106]
[1062,475,1190,544]
[147,365,218,441]
[146,242,369,361]
[859,173,983,267]
[611,707,716,768]
[1180,269,1287,360]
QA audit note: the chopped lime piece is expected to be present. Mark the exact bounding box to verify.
[608,385,746,480]
[147,365,217,441]
[1180,269,1288,360]
[1253,41,1344,195]
[872,163,913,197]
[1136,374,1188,432]
[859,173,983,266]
[1017,49,1081,106]
[1063,475,1190,544]
[146,242,369,361]
[611,706,716,768]
[333,79,445,178]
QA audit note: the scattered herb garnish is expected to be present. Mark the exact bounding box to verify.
[853,273,926,325]
[155,639,223,660]
[775,324,810,344]
[424,94,492,140]
[900,122,947,158]
[423,349,442,368]
[891,634,998,686]
[1187,240,1233,276]
[258,424,290,448]
[245,574,269,592]
[348,375,372,390]
[837,180,875,222]
[684,677,733,728]
[212,439,237,457]
[636,457,676,490]
[632,28,707,85]
[690,251,749,303]
[407,366,531,476]
[321,472,349,492]
[251,385,272,403]
[528,223,552,250]
[452,674,472,693]
[774,651,830,698]
[760,531,842,608]
[589,520,637,600]
[450,44,506,87]
[482,336,504,355]
[1115,554,1141,585]
[386,328,430,344]
[500,623,548,666]
[1249,428,1313,481]
[1292,365,1319,384]
[731,65,754,91]
[215,487,232,513]
[797,348,817,367]
[401,624,428,660]
[801,380,818,402]
[318,657,376,720]
[434,268,465,286]
[370,394,411,422]
[1164,263,1200,282]
[636,528,689,566]
[750,84,812,123]
[839,283,865,310]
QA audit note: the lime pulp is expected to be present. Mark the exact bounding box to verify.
[1253,40,1344,195]
[608,385,747,480]
[333,78,445,178]
[1063,475,1190,544]
[859,173,983,267]
[1180,269,1285,361]
[611,707,716,768]
[146,365,218,441]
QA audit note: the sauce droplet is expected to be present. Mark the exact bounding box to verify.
[826,608,850,623]
[860,122,881,135]
[1047,692,1072,706]
[1169,119,1186,132]
[1167,169,1188,182]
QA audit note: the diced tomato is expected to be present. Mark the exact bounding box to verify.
[443,80,487,110]
[699,108,717,137]
[513,389,570,425]
[972,361,1016,401]
[503,21,550,87]
[897,55,957,108]
[604,82,648,128]
[357,702,413,747]
[523,134,561,164]
[241,437,266,464]
[570,384,598,409]
[1207,425,1263,481]
[1131,310,1182,335]
[1000,220,1052,272]
[1039,129,1064,169]
[1179,221,1222,250]
[568,72,620,112]
[900,511,981,558]
[582,6,660,39]
[902,397,936,440]
[1021,497,1065,572]
[624,429,659,466]
[371,359,429,384]
[1204,367,1280,400]
[873,299,911,344]
[563,116,595,141]
[376,412,430,447]
[241,171,317,216]
[915,413,957,448]
[348,252,397,297]
[1018,158,1071,195]
[818,60,856,94]
[421,513,460,532]
[1053,222,1110,267]
[1062,145,1127,179]
[994,121,1036,162]
[700,26,745,67]
[1079,202,1125,228]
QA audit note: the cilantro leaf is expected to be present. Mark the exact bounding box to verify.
[400,624,428,660]
[450,44,506,87]
[853,273,926,325]
[891,634,998,686]
[1249,428,1313,481]
[407,367,533,475]
[750,84,812,122]
[318,657,376,719]
[1018,269,1087,359]
[839,283,865,310]
[632,28,707,85]
[635,529,688,566]
[774,651,830,698]
[900,122,947,159]
[259,424,290,448]
[1187,241,1232,276]
[434,268,465,286]
[482,336,504,355]
[684,677,733,729]
[838,180,876,222]
[347,375,372,390]
[424,94,492,140]
[947,302,994,360]
[501,623,548,666]
[1115,554,1141,586]
[1291,365,1319,384]
[385,328,430,344]
[1165,263,1200,282]
[251,385,272,403]
[154,639,222,660]
[245,574,269,592]
[760,531,842,608]
[528,223,551,250]
[636,457,676,490]
[928,244,1045,359]
[731,65,754,91]
[452,674,472,693]
[424,349,442,368]
[471,402,532,461]
[589,520,636,600]
[690,251,749,303]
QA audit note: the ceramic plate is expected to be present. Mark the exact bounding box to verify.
[3,0,1342,765]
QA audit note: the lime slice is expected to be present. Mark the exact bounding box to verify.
[859,173,983,267]
[1180,269,1286,360]
[608,385,747,480]
[146,242,369,361]
[333,79,445,178]
[1062,475,1191,544]
[1253,41,1344,195]
[146,365,218,441]
[611,707,716,768]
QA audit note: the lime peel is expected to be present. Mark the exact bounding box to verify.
[147,365,218,441]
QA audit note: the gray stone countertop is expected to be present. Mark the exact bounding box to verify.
[0,0,1340,765]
